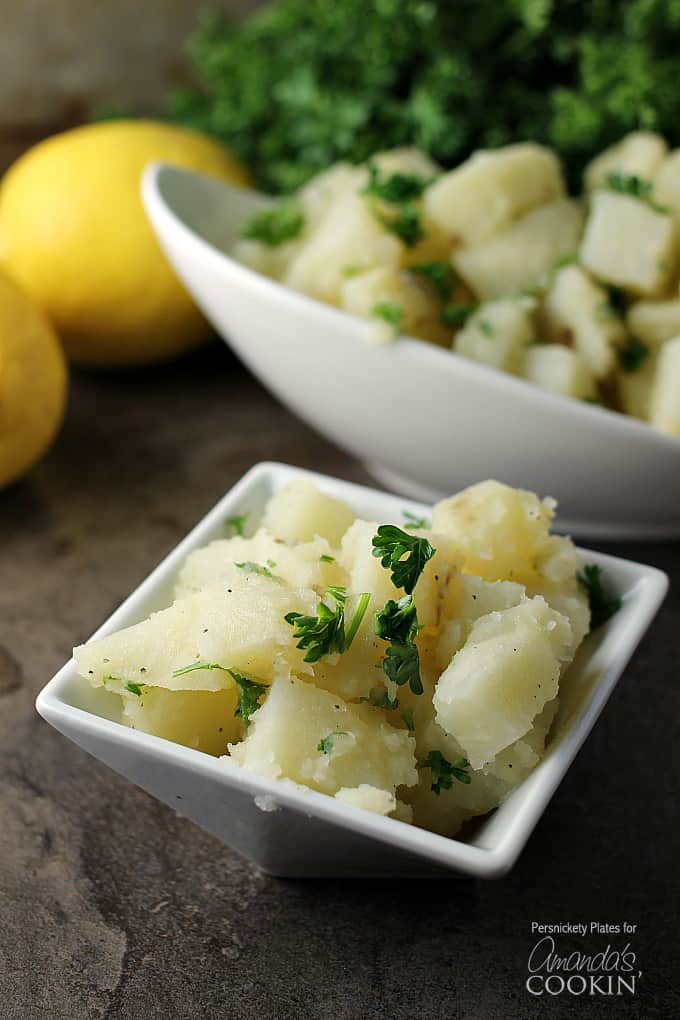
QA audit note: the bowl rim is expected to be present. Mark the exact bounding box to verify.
[142,161,680,456]
[35,461,669,878]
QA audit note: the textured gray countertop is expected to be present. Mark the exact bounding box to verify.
[1,345,678,1019]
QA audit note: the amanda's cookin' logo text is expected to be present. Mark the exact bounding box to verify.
[526,923,641,998]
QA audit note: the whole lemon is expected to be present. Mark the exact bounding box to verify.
[0,266,67,487]
[0,120,250,367]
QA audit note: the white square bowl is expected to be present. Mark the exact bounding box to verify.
[36,462,668,879]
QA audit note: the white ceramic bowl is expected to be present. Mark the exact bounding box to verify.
[142,164,680,541]
[36,462,667,878]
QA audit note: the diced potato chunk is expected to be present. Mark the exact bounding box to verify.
[122,686,241,754]
[432,480,579,590]
[580,191,676,296]
[453,297,535,374]
[175,529,345,599]
[231,237,302,282]
[229,674,418,796]
[454,198,583,299]
[369,147,440,179]
[541,264,624,379]
[626,300,680,349]
[433,597,572,769]
[584,132,667,192]
[435,574,525,672]
[261,478,355,545]
[298,163,367,230]
[522,344,596,399]
[649,336,680,435]
[74,578,318,693]
[283,191,403,304]
[653,149,680,220]
[335,785,397,816]
[340,266,452,346]
[424,143,564,245]
[617,353,657,421]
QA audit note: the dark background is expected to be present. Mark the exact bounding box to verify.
[1,344,678,1018]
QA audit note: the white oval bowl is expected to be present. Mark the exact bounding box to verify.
[142,163,680,539]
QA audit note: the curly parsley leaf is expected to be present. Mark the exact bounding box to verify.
[409,261,455,303]
[379,204,424,247]
[577,564,622,630]
[372,302,403,331]
[171,661,267,722]
[420,750,471,794]
[125,682,143,697]
[225,512,249,537]
[241,201,305,246]
[363,163,433,203]
[618,336,650,373]
[441,303,478,328]
[285,586,369,662]
[606,172,668,213]
[382,641,422,695]
[375,595,419,646]
[402,510,430,530]
[372,525,435,594]
[317,731,348,755]
[364,685,399,711]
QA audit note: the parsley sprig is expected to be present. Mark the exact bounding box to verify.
[235,560,285,583]
[285,587,370,663]
[372,302,403,331]
[618,336,650,373]
[420,750,471,794]
[379,204,424,247]
[375,595,423,695]
[371,525,435,594]
[363,164,433,204]
[225,512,249,537]
[241,201,305,246]
[577,564,621,630]
[171,661,267,722]
[606,172,668,214]
[409,261,455,303]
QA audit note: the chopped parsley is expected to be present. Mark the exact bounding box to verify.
[619,336,650,373]
[441,303,478,328]
[408,261,455,303]
[363,164,433,204]
[235,560,285,583]
[371,525,435,594]
[171,661,268,722]
[402,510,430,530]
[552,253,579,271]
[240,201,305,246]
[606,172,668,213]
[342,263,366,277]
[317,731,348,755]
[478,319,494,337]
[379,204,424,247]
[372,302,403,331]
[365,685,399,711]
[285,586,370,662]
[420,750,471,794]
[125,681,143,697]
[319,554,336,563]
[577,564,622,630]
[375,595,423,696]
[225,512,249,537]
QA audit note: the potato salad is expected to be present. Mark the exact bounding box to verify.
[234,134,680,438]
[74,477,613,839]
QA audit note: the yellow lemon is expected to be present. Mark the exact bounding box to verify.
[0,266,67,487]
[0,120,250,368]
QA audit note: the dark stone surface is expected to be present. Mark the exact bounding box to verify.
[1,343,678,1019]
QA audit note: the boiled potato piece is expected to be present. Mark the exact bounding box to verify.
[580,191,676,296]
[653,149,680,221]
[229,674,418,796]
[617,353,658,421]
[370,146,440,180]
[335,785,397,816]
[649,336,680,435]
[435,574,525,673]
[432,480,579,590]
[298,162,367,230]
[453,297,535,374]
[522,344,596,399]
[175,529,346,599]
[232,236,303,282]
[453,198,583,299]
[283,190,403,304]
[626,300,680,349]
[584,132,667,192]
[261,478,355,545]
[122,686,242,754]
[424,143,564,245]
[541,265,624,379]
[340,265,452,346]
[433,596,572,769]
[74,577,318,693]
